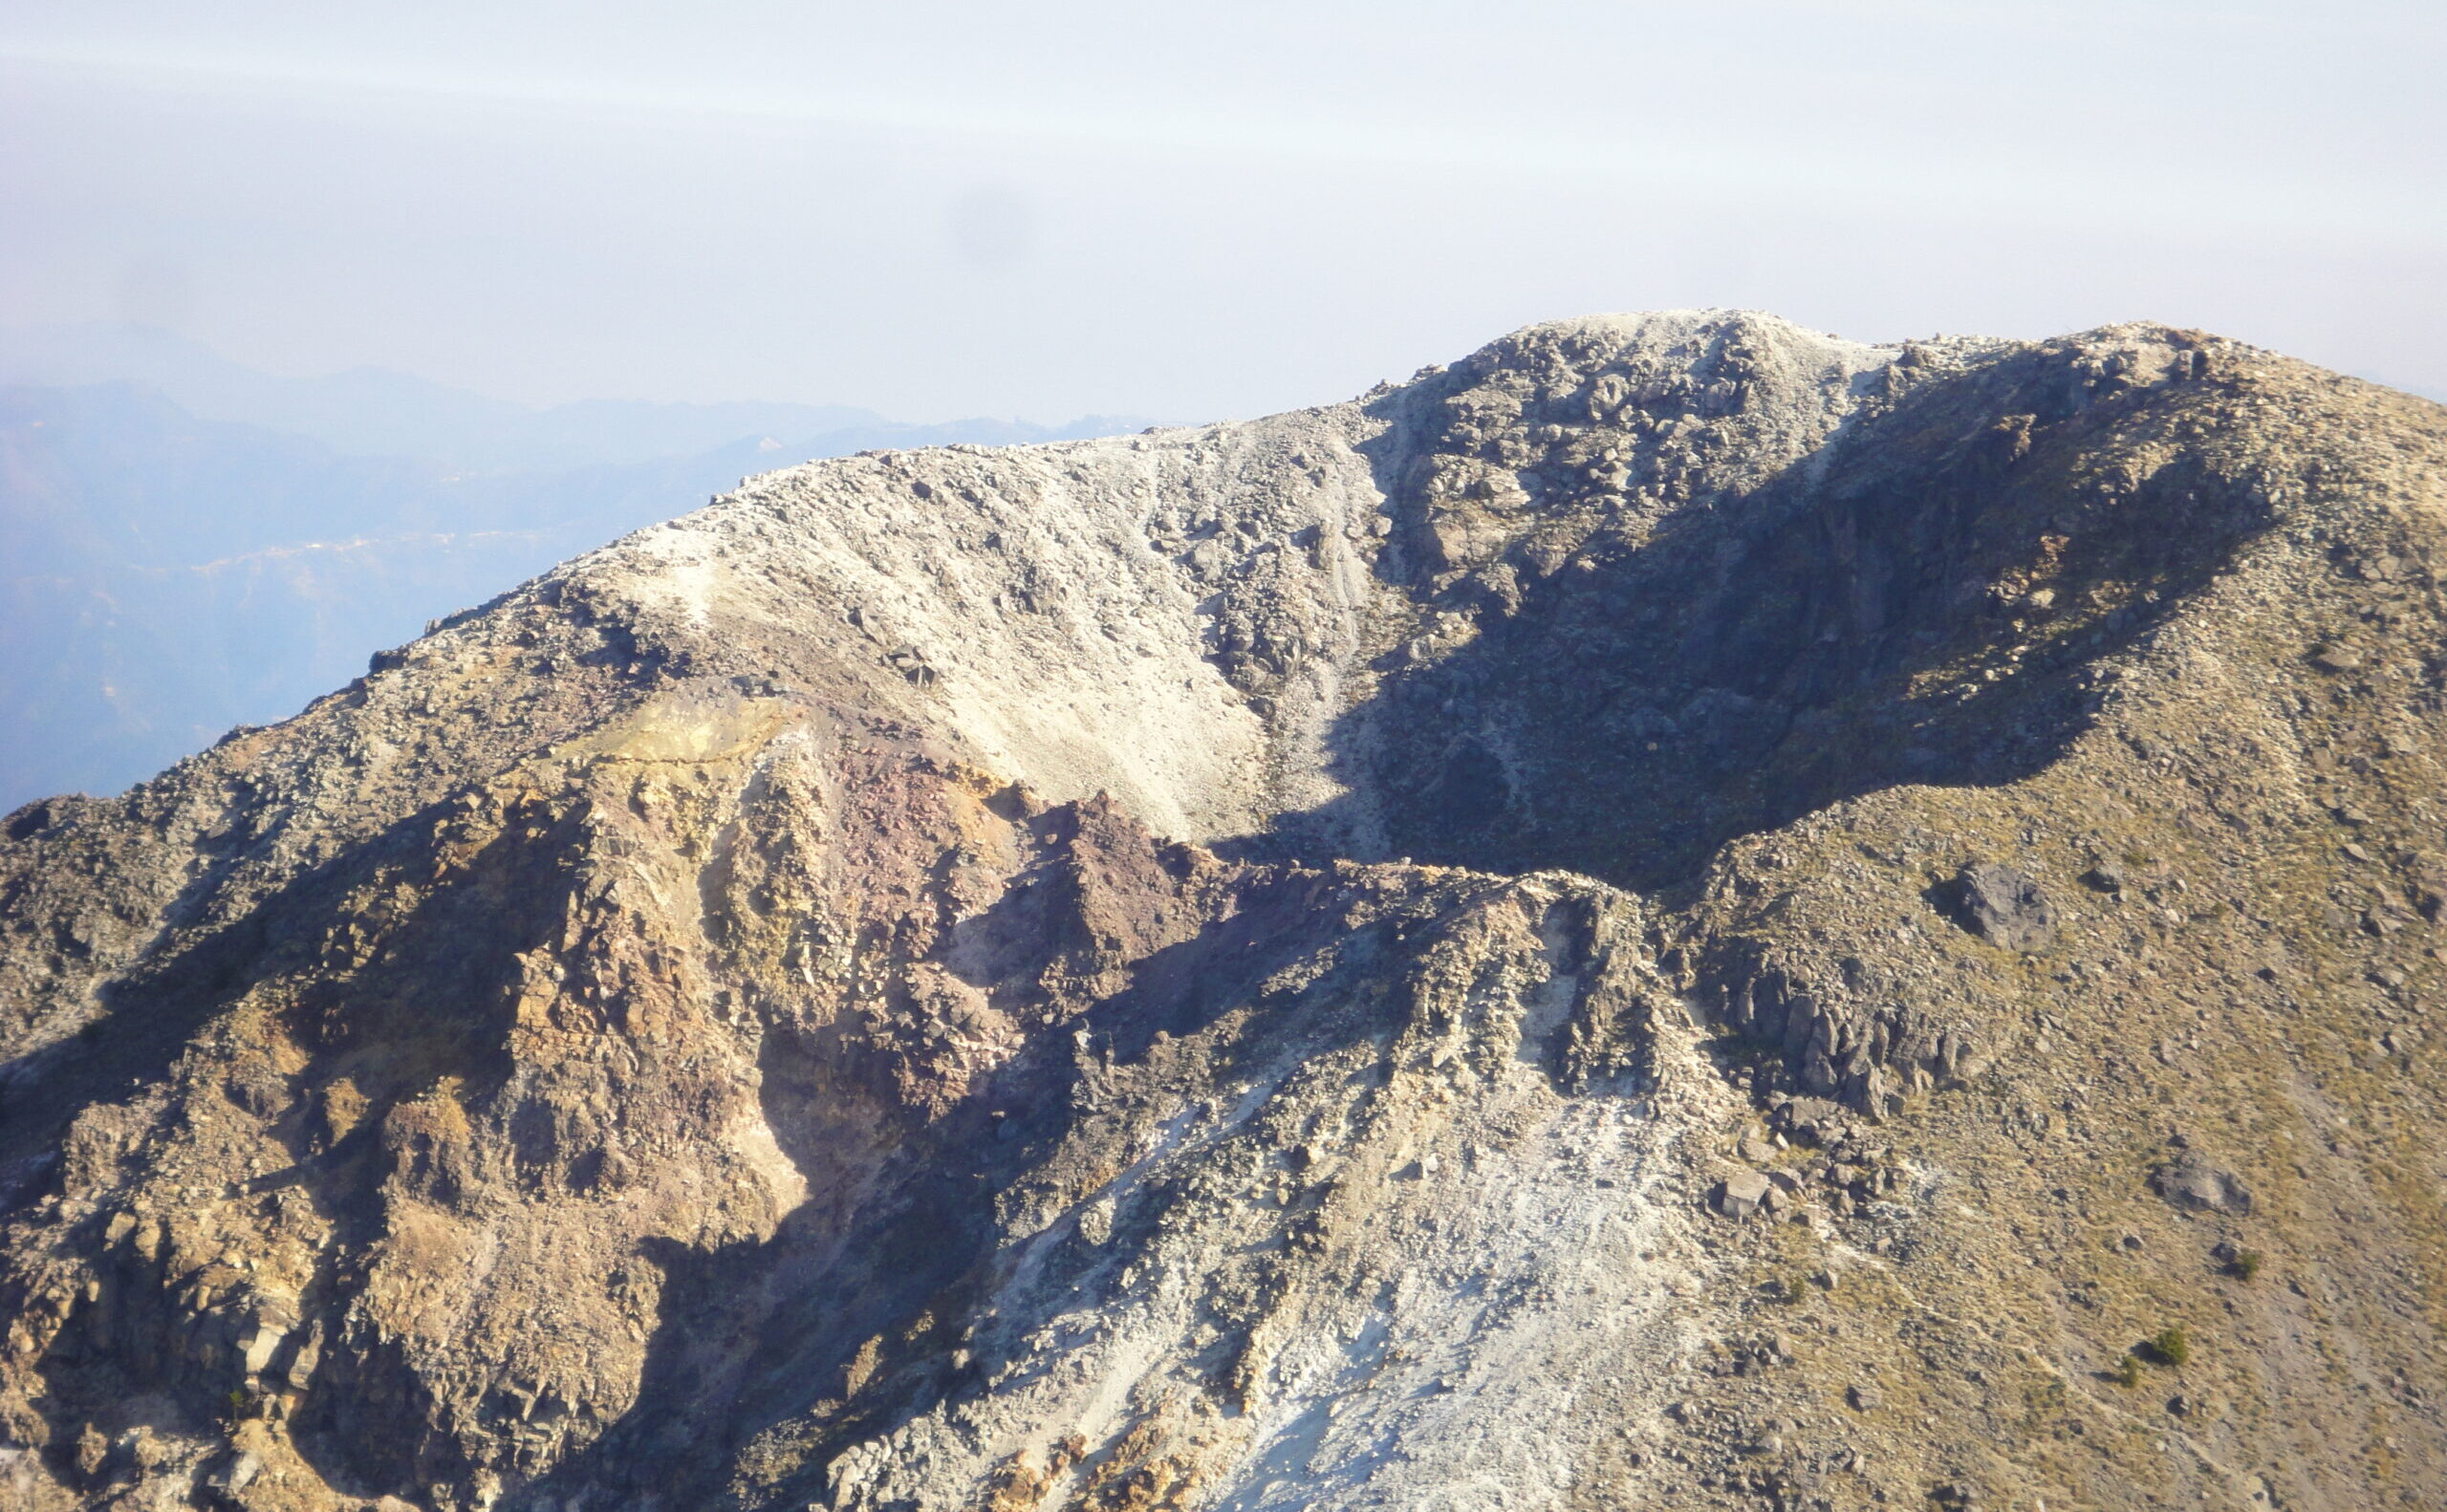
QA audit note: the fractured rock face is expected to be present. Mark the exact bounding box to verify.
[4,310,2447,1511]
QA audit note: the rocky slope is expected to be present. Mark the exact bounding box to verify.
[2,310,2444,1512]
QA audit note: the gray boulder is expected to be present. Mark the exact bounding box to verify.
[2152,1154,2253,1215]
[1943,862,2058,952]
[1713,1170,1772,1220]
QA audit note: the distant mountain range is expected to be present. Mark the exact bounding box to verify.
[0,326,1151,808]
[0,324,1147,474]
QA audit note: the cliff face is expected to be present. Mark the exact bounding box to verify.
[4,311,2445,1512]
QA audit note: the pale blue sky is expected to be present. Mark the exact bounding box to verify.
[4,1,2439,420]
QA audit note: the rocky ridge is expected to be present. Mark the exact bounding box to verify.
[3,310,2445,1511]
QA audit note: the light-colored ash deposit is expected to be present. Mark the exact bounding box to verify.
[4,311,2445,1511]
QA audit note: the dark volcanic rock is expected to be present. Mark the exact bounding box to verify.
[1940,862,2059,952]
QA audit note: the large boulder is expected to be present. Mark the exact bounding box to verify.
[1943,862,2059,952]
[2152,1154,2254,1215]
[1713,1170,1773,1220]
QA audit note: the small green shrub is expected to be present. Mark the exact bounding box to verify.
[2148,1327,2191,1368]
[2111,1353,2144,1388]
[2229,1251,2264,1282]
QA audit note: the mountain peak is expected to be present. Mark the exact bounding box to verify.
[4,312,2445,1511]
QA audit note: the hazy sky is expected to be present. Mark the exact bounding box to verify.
[4,1,2440,421]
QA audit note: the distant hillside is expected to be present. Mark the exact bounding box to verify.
[0,373,1150,807]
